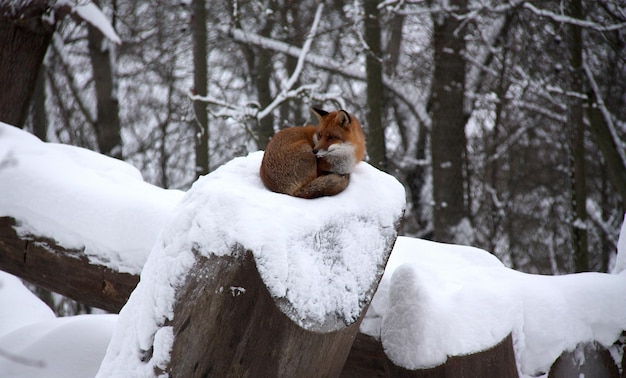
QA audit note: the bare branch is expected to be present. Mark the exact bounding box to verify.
[221,25,430,127]
[523,2,626,32]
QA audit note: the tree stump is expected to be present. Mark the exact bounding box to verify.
[169,250,364,377]
[97,152,406,377]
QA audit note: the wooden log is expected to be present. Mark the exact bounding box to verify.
[342,332,519,378]
[548,341,619,378]
[341,333,388,377]
[168,248,370,377]
[0,217,139,312]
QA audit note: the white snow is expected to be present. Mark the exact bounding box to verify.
[0,271,116,378]
[362,236,626,376]
[72,1,122,45]
[97,150,406,376]
[0,122,184,274]
[0,124,625,377]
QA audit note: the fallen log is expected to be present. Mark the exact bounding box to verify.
[341,333,518,378]
[0,216,139,313]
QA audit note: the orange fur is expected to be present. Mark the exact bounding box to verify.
[259,108,366,199]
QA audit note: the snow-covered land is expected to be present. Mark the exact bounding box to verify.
[1,124,625,377]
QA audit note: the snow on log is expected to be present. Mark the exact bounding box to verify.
[361,236,626,377]
[0,216,139,313]
[97,151,406,377]
[0,123,184,276]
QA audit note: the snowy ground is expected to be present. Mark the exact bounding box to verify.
[1,123,626,377]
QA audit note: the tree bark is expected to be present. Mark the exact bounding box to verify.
[341,333,519,378]
[191,0,209,177]
[168,250,365,377]
[428,0,470,243]
[0,1,54,127]
[0,217,139,313]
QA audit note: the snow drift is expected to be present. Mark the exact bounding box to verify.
[362,236,626,376]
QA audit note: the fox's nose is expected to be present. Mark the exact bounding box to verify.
[312,148,318,154]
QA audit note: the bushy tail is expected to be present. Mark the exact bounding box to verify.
[294,174,350,199]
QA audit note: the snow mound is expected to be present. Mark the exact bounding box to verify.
[0,271,117,378]
[98,151,405,376]
[362,236,626,376]
[0,272,55,338]
[0,123,184,274]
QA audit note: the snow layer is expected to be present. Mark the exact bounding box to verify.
[97,151,406,376]
[0,123,184,274]
[0,272,116,378]
[72,2,121,44]
[362,236,626,376]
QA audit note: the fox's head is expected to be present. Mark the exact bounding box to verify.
[311,107,366,174]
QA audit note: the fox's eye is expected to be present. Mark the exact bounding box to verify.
[327,135,335,140]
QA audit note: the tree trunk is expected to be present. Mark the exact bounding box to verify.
[363,0,387,171]
[428,0,470,243]
[31,61,48,140]
[0,217,139,313]
[191,0,209,177]
[568,0,588,272]
[87,0,122,159]
[0,1,54,127]
[255,27,275,150]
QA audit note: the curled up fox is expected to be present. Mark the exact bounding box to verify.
[260,107,366,199]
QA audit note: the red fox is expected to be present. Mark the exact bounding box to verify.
[260,107,366,199]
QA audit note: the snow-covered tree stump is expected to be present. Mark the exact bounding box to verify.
[97,152,405,377]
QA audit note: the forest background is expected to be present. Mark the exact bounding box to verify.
[15,0,626,286]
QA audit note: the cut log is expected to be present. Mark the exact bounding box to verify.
[342,333,518,378]
[169,250,364,377]
[0,217,139,313]
[548,341,619,378]
[341,333,388,377]
[97,152,406,377]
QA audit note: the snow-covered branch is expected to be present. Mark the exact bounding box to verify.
[257,3,324,120]
[584,62,626,170]
[222,23,430,127]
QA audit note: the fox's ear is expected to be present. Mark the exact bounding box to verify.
[336,110,352,128]
[311,107,329,123]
